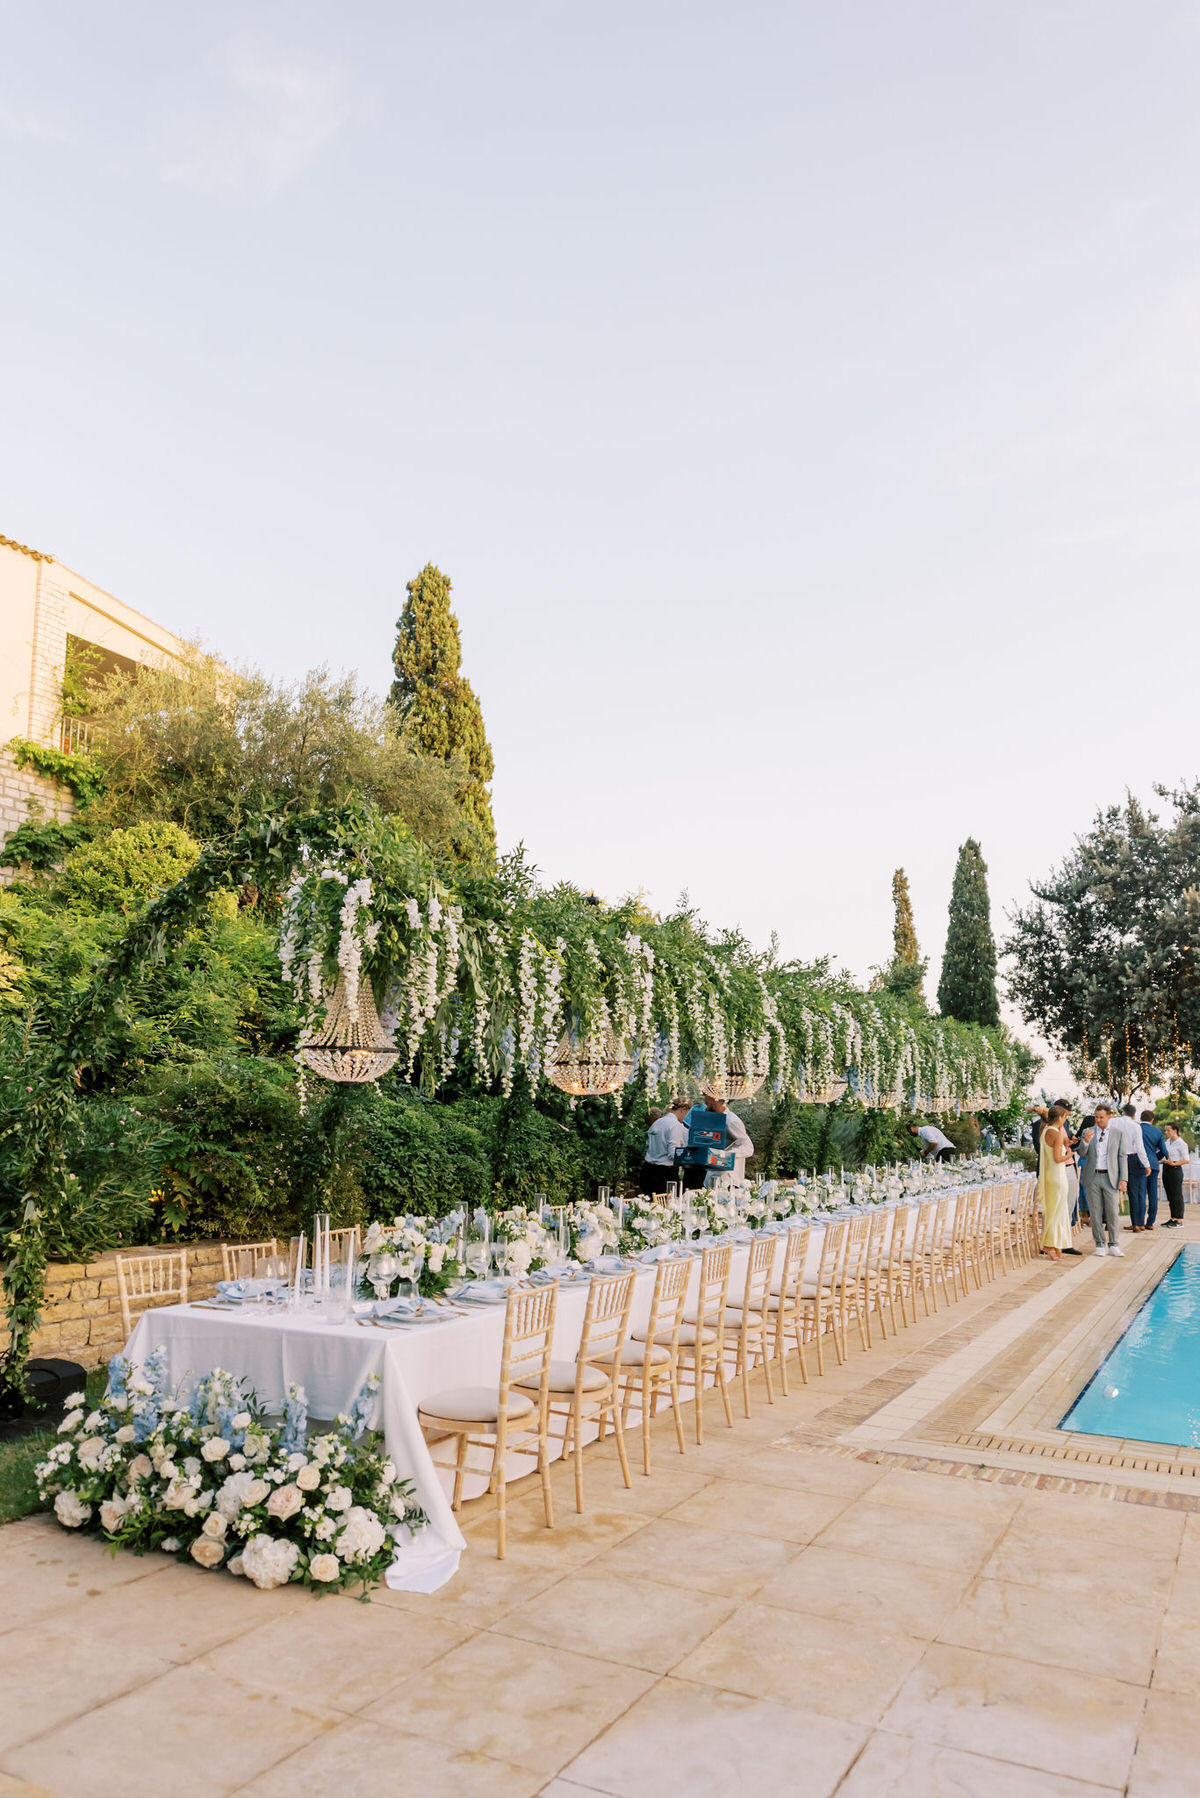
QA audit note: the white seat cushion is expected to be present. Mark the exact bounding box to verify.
[517,1360,610,1395]
[636,1322,715,1347]
[595,1339,671,1367]
[418,1385,535,1425]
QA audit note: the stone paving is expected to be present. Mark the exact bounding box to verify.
[2,1236,1199,1796]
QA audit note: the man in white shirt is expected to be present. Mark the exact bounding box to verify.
[1081,1104,1128,1255]
[1114,1104,1153,1232]
[639,1098,690,1194]
[911,1123,955,1162]
[690,1090,755,1186]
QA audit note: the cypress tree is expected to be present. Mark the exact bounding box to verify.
[391,563,495,849]
[892,869,921,976]
[937,838,1000,1026]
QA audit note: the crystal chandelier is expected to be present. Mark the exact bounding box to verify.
[545,1026,634,1097]
[298,974,401,1084]
[699,1062,765,1104]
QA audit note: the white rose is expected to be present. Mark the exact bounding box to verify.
[243,1478,270,1508]
[54,1491,92,1529]
[99,1497,129,1533]
[201,1438,229,1463]
[312,1438,333,1465]
[427,1242,447,1273]
[390,1489,411,1518]
[378,1460,396,1489]
[240,1534,301,1590]
[64,1390,86,1408]
[227,1553,245,1578]
[308,1553,341,1583]
[114,1425,136,1445]
[163,1479,193,1510]
[183,1457,201,1477]
[335,1505,387,1564]
[363,1221,385,1254]
[201,1511,228,1541]
[324,1485,352,1513]
[159,1460,178,1480]
[231,1412,252,1431]
[508,1240,533,1275]
[288,1452,308,1472]
[295,1465,321,1492]
[84,1410,103,1431]
[227,1453,246,1471]
[189,1537,225,1570]
[316,1516,337,1540]
[77,1437,106,1472]
[58,1410,84,1434]
[266,1483,303,1521]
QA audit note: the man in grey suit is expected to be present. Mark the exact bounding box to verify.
[1081,1104,1128,1257]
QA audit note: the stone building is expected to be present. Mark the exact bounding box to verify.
[0,531,192,852]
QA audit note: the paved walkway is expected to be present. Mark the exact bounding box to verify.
[2,1238,1197,1796]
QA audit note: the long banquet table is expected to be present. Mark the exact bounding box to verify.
[124,1180,1013,1592]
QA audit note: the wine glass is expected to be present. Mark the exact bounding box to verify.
[368,1251,399,1302]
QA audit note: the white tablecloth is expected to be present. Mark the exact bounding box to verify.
[125,1182,1007,1590]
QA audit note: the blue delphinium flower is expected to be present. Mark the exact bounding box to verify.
[279,1382,309,1456]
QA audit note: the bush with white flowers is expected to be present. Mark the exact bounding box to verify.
[36,1351,425,1597]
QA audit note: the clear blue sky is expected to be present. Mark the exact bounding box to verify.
[3,2,1198,1035]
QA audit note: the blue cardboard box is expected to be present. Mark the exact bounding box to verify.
[686,1108,729,1149]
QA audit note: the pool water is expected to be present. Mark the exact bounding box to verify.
[1062,1246,1200,1447]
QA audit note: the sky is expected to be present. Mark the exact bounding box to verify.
[3,1,1199,1078]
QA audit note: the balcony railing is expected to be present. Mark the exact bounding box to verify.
[59,718,94,755]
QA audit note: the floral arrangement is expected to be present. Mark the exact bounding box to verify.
[36,1351,426,1595]
[270,816,1021,1114]
[568,1201,621,1262]
[362,1213,462,1296]
[489,1208,558,1275]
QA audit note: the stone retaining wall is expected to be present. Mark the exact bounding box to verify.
[1,1242,227,1371]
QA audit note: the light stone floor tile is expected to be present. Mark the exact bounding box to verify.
[545,1456,714,1516]
[39,1560,307,1665]
[674,1600,924,1724]
[882,1642,1146,1788]
[1152,1573,1200,1696]
[717,1445,887,1498]
[0,1774,63,1798]
[367,1544,571,1629]
[837,1729,1124,1796]
[0,1516,168,1634]
[867,1466,1024,1523]
[200,1599,469,1712]
[937,1575,1161,1685]
[812,1499,1006,1573]
[585,1514,799,1600]
[3,1663,342,1798]
[462,1501,653,1567]
[761,1543,973,1638]
[491,1569,734,1674]
[1128,1690,1200,1796]
[563,1675,865,1798]
[662,1477,849,1544]
[1015,1490,1186,1554]
[0,1621,170,1755]
[538,1784,609,1797]
[361,1631,656,1777]
[236,1717,544,1798]
[981,1528,1175,1604]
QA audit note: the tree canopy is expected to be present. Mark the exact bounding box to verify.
[390,564,496,850]
[1007,788,1200,1095]
[938,839,1000,1027]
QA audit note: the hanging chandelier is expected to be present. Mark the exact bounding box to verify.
[803,1073,849,1105]
[699,1062,766,1104]
[299,974,401,1084]
[545,1026,634,1097]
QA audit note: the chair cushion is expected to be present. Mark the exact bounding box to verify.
[636,1323,715,1347]
[418,1386,536,1426]
[595,1339,671,1367]
[516,1360,610,1395]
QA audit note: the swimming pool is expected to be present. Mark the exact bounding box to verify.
[1061,1246,1200,1447]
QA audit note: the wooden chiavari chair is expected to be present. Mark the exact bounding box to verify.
[612,1256,691,1475]
[799,1218,850,1373]
[518,1271,634,1514]
[219,1238,279,1280]
[654,1241,733,1444]
[762,1223,811,1393]
[719,1233,779,1416]
[115,1251,189,1337]
[418,1284,557,1558]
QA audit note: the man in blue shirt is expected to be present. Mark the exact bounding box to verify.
[1141,1109,1167,1228]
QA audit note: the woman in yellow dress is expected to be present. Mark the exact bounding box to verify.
[1038,1102,1072,1262]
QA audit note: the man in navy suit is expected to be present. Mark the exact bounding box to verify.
[1141,1109,1167,1228]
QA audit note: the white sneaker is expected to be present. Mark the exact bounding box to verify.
[1094,1245,1108,1256]
[1108,1245,1125,1257]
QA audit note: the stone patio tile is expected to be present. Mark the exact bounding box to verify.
[361,1631,655,1777]
[0,1516,168,1634]
[982,1529,1175,1604]
[545,1455,714,1516]
[0,1620,170,1755]
[492,1570,733,1674]
[539,1784,608,1797]
[45,1560,307,1665]
[674,1600,924,1724]
[0,1773,66,1797]
[719,1445,886,1498]
[3,1663,342,1798]
[937,1575,1161,1685]
[585,1515,799,1600]
[1128,1690,1200,1795]
[368,1544,571,1629]
[762,1544,973,1638]
[838,1729,1123,1795]
[1151,1574,1200,1696]
[236,1718,543,1798]
[563,1675,864,1798]
[882,1642,1145,1787]
[867,1466,1023,1522]
[1016,1491,1185,1554]
[461,1501,652,1566]
[662,1477,849,1544]
[200,1599,469,1712]
[811,1499,1005,1573]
